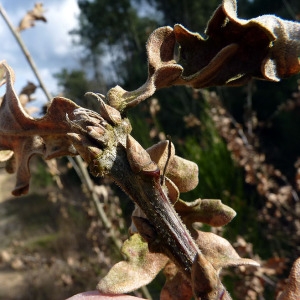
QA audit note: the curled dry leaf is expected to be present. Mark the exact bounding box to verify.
[174,198,236,227]
[109,200,251,298]
[105,228,258,298]
[166,155,199,193]
[191,252,229,300]
[18,2,47,32]
[194,231,259,272]
[106,0,300,112]
[106,27,182,111]
[161,231,258,300]
[147,141,199,192]
[0,61,203,294]
[147,140,175,169]
[1,0,290,296]
[0,61,82,195]
[93,127,250,298]
[85,92,122,125]
[97,225,259,300]
[146,141,236,227]
[174,0,300,87]
[129,198,236,234]
[126,135,158,174]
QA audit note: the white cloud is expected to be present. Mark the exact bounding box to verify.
[44,0,80,56]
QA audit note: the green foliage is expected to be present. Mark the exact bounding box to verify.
[74,0,159,87]
[77,0,133,48]
[31,159,54,189]
[25,233,59,252]
[180,136,244,202]
[54,68,103,111]
[129,108,154,148]
[55,68,90,100]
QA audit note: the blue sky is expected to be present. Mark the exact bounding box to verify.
[0,0,81,108]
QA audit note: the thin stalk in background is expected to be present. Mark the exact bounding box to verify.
[0,4,152,299]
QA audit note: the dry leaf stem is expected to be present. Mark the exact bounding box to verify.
[103,145,200,278]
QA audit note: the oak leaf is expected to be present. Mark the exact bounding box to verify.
[97,233,168,294]
[0,61,94,195]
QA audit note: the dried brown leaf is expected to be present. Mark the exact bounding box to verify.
[126,135,158,174]
[166,155,199,193]
[146,140,175,169]
[106,0,300,112]
[154,229,257,299]
[18,3,47,32]
[174,0,300,87]
[194,231,259,272]
[277,257,300,300]
[147,141,199,192]
[122,214,257,299]
[174,198,236,227]
[192,252,230,300]
[164,177,180,203]
[106,27,183,111]
[85,92,122,125]
[0,61,81,195]
[97,233,168,294]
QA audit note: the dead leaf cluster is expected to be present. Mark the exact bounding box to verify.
[1,0,300,299]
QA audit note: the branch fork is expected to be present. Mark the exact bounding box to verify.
[1,0,300,297]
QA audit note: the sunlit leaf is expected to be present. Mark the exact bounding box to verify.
[277,257,300,300]
[97,234,168,294]
[106,27,182,111]
[174,198,236,227]
[147,141,199,192]
[194,231,259,271]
